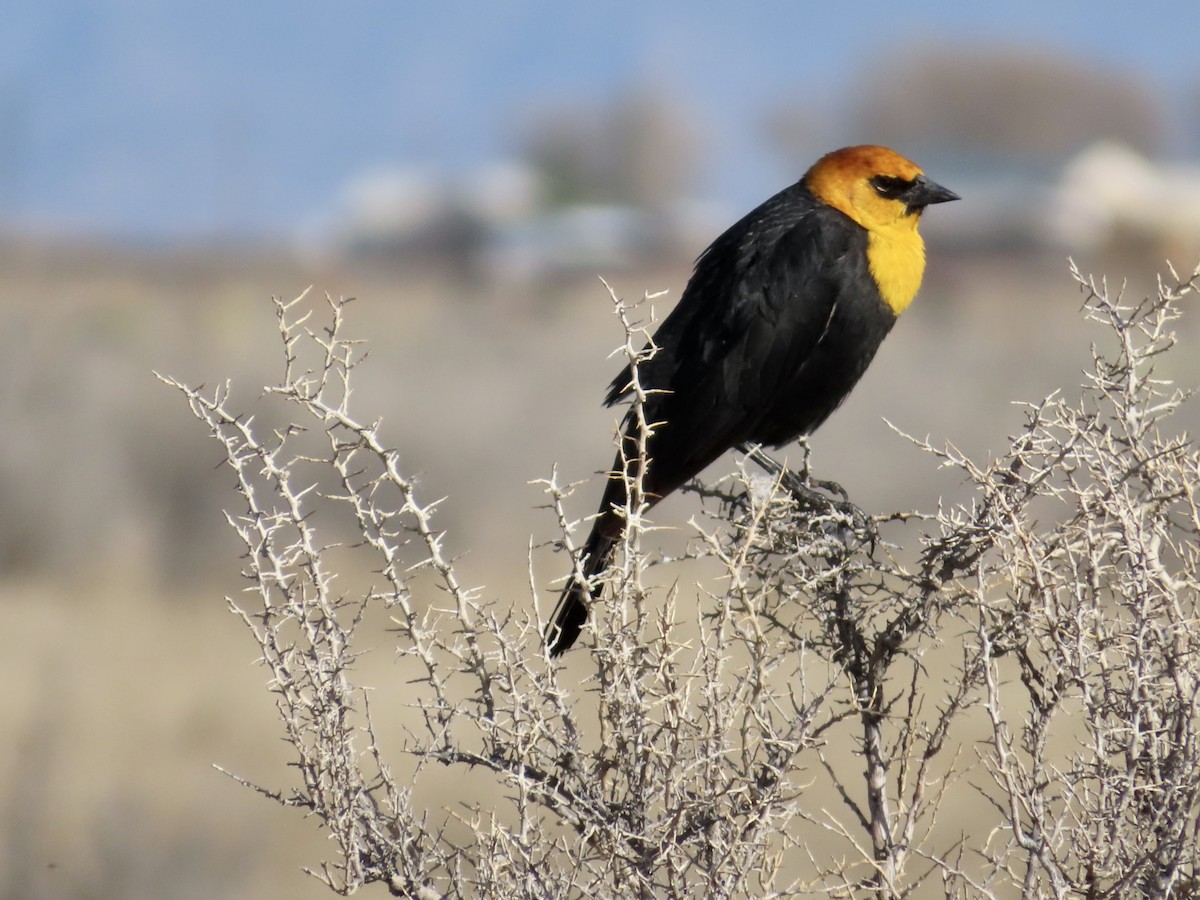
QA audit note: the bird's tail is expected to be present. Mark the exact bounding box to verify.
[545,525,617,657]
[547,441,653,656]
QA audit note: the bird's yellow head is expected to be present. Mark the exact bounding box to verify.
[805,145,958,314]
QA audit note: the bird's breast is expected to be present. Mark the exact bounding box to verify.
[866,229,926,316]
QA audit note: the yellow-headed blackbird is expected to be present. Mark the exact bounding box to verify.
[546,145,958,656]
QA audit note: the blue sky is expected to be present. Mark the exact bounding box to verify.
[2,1,1196,238]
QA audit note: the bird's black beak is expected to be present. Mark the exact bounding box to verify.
[906,174,960,211]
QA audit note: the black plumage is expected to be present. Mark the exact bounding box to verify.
[546,145,957,656]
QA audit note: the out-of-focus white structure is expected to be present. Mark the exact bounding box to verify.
[1051,141,1200,252]
[334,162,543,250]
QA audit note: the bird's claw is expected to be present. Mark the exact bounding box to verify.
[739,444,877,549]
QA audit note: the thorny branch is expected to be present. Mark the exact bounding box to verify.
[162,262,1200,898]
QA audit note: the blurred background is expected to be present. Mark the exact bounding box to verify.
[3,2,1200,896]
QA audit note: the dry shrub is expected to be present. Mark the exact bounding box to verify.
[161,261,1199,898]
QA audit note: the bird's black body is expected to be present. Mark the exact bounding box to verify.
[609,185,895,468]
[546,146,957,656]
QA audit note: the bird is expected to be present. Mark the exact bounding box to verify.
[545,145,958,656]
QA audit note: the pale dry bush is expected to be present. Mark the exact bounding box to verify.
[161,261,1200,899]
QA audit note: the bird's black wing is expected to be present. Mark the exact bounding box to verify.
[547,189,859,656]
[602,186,856,494]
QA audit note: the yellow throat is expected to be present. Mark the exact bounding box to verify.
[866,223,926,316]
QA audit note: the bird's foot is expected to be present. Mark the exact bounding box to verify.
[738,443,876,546]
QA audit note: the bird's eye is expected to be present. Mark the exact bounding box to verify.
[870,175,914,200]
